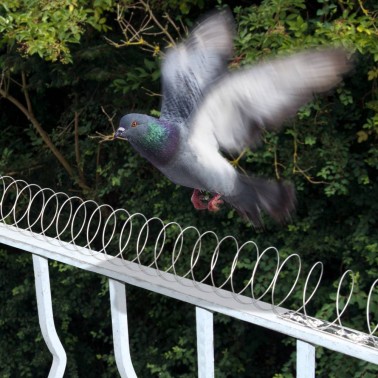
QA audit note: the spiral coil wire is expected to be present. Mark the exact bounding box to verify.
[0,175,377,346]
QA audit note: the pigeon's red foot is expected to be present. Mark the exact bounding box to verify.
[191,189,208,210]
[191,190,224,212]
[208,194,224,212]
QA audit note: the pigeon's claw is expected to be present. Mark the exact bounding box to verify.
[191,190,224,212]
[208,194,224,212]
[191,189,208,210]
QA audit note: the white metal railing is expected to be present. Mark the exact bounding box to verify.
[0,176,377,377]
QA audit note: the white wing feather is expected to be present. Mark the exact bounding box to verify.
[189,49,352,152]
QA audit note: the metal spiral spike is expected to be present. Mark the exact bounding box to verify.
[0,175,377,345]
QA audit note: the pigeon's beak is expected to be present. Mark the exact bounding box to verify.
[114,127,127,141]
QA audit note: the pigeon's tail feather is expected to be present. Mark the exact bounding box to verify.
[224,175,296,226]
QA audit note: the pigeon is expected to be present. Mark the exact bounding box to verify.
[115,9,352,226]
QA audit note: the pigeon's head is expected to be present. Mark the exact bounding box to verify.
[115,113,152,140]
[115,113,180,165]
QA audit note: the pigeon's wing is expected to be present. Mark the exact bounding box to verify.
[160,10,234,123]
[189,49,352,152]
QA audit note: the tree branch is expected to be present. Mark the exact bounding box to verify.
[21,71,33,115]
[140,0,176,46]
[0,80,90,191]
[74,111,87,188]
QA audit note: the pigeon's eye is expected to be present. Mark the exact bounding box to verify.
[131,121,138,128]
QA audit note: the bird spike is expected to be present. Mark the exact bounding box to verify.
[0,175,377,345]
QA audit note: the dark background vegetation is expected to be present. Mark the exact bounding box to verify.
[0,0,377,376]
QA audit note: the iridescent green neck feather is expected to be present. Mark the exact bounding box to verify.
[132,120,180,166]
[145,122,167,147]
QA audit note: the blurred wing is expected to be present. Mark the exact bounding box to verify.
[189,49,352,152]
[160,10,234,123]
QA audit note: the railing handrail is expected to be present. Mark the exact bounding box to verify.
[1,223,377,365]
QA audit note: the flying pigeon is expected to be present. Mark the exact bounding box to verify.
[115,10,351,225]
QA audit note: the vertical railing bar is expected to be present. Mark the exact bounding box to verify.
[196,307,215,378]
[109,279,137,378]
[32,254,67,378]
[296,339,316,378]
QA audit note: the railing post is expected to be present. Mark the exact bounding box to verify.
[297,339,316,378]
[32,254,67,378]
[196,307,214,378]
[109,279,137,378]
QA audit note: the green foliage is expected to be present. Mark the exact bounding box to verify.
[0,0,115,63]
[112,58,161,94]
[0,0,378,377]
